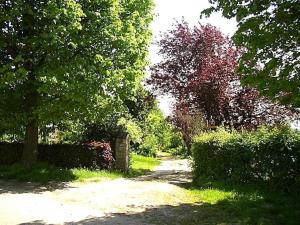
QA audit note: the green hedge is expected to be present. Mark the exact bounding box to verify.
[0,142,114,169]
[192,127,300,190]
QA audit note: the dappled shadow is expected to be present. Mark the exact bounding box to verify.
[0,163,79,191]
[132,157,192,187]
[18,193,295,225]
[0,180,75,194]
[16,202,242,225]
[133,169,192,187]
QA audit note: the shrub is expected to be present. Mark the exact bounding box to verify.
[192,127,300,191]
[0,142,114,170]
[0,143,23,165]
[84,141,114,169]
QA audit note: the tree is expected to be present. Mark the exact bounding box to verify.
[202,0,300,107]
[148,21,295,134]
[171,106,204,152]
[124,86,156,122]
[148,21,238,126]
[138,105,176,156]
[0,0,154,167]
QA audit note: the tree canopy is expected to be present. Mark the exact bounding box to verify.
[148,21,295,135]
[0,0,154,166]
[202,0,300,107]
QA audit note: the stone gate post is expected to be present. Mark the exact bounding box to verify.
[114,131,129,172]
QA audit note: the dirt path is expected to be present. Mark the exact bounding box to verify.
[0,157,203,225]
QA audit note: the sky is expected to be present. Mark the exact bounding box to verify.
[149,0,237,116]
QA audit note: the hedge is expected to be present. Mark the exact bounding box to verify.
[192,127,300,190]
[0,141,114,169]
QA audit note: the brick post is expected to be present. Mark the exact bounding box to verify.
[114,131,129,172]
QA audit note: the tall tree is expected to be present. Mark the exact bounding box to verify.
[0,0,154,167]
[148,21,294,132]
[202,0,300,107]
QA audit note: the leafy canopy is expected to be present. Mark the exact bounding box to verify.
[0,0,154,135]
[202,0,300,107]
[148,21,296,138]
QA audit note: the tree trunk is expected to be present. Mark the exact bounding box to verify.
[22,70,38,167]
[22,73,39,167]
[21,1,39,168]
[22,119,38,167]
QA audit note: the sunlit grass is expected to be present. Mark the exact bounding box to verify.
[0,154,161,183]
[180,180,300,225]
[131,153,161,171]
[71,168,124,182]
[187,188,237,204]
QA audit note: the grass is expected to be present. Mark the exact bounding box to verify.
[129,153,161,175]
[181,180,300,225]
[0,153,161,183]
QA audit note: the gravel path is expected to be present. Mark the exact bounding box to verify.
[0,158,197,225]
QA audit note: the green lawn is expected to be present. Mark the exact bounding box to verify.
[0,153,161,183]
[180,180,300,225]
[129,153,161,175]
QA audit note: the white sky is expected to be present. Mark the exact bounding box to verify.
[149,0,237,116]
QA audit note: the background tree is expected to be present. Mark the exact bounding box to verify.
[148,21,295,137]
[171,104,204,152]
[0,0,154,166]
[202,0,300,107]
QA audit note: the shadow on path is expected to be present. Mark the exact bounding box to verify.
[0,180,74,194]
[132,170,192,187]
[18,202,241,225]
[132,157,193,188]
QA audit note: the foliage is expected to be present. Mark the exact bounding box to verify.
[148,20,296,133]
[117,117,142,144]
[135,106,186,157]
[148,19,297,153]
[148,21,238,126]
[84,141,114,169]
[167,130,186,156]
[124,86,156,122]
[0,142,23,165]
[0,0,154,165]
[0,153,160,183]
[0,142,114,169]
[172,108,205,151]
[202,0,300,107]
[192,126,300,191]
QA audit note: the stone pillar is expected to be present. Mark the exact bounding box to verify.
[115,132,129,172]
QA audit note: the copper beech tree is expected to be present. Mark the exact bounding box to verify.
[148,21,295,147]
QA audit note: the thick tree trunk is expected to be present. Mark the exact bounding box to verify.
[21,1,39,168]
[22,73,39,168]
[22,70,39,167]
[22,119,38,167]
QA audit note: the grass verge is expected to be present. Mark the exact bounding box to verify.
[181,180,300,225]
[0,154,161,183]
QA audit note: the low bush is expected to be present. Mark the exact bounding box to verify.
[0,141,114,169]
[0,142,23,165]
[192,127,300,191]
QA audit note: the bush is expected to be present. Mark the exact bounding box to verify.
[168,146,186,156]
[0,142,114,170]
[167,131,187,156]
[0,143,23,165]
[192,127,300,191]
